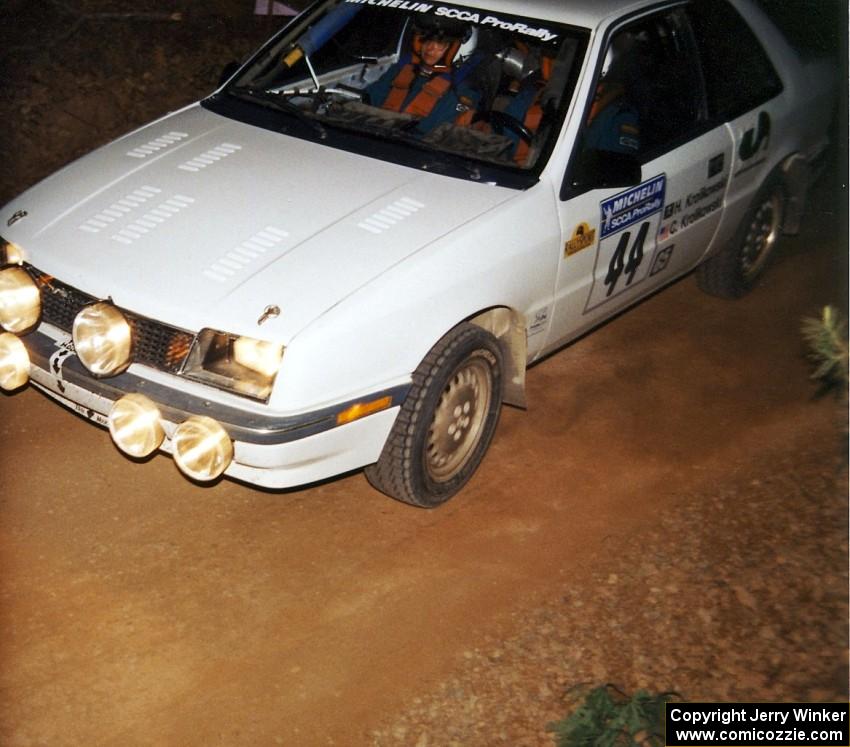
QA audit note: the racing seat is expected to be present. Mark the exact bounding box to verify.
[365,20,483,132]
[474,42,565,165]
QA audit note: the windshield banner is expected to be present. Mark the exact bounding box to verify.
[343,0,560,42]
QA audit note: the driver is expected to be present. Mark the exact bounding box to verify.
[365,19,482,134]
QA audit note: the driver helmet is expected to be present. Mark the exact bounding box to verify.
[496,42,553,85]
[411,18,477,70]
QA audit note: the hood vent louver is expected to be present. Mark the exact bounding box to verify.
[78,186,163,235]
[357,197,424,235]
[76,189,194,245]
[178,143,243,173]
[126,131,188,159]
[203,226,289,283]
[110,194,195,245]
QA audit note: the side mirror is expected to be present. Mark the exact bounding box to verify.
[568,149,642,195]
[218,61,240,88]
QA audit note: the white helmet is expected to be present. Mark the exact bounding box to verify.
[455,26,479,65]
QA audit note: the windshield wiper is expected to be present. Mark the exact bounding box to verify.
[384,127,484,181]
[229,87,327,140]
[312,108,485,181]
[417,151,482,181]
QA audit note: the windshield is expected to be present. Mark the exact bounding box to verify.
[207,0,588,185]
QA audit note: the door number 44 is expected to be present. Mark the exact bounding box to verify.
[605,221,649,296]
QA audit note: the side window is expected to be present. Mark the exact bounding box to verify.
[688,0,783,120]
[580,8,704,160]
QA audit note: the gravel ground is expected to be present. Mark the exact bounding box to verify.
[370,427,847,746]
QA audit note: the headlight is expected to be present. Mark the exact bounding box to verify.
[0,332,30,390]
[182,329,283,401]
[73,302,133,376]
[173,416,233,481]
[0,239,25,266]
[109,393,164,458]
[0,266,41,334]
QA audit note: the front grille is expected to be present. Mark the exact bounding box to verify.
[27,265,195,374]
[131,317,194,372]
[31,269,95,331]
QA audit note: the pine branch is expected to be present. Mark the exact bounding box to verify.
[802,305,848,393]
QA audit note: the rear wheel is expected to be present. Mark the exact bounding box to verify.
[697,180,785,298]
[365,323,503,508]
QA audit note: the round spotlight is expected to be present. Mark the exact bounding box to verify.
[73,302,133,377]
[109,393,165,458]
[172,416,233,482]
[3,241,25,265]
[0,332,30,390]
[0,266,41,334]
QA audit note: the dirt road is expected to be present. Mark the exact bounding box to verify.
[0,3,847,745]
[1,213,846,745]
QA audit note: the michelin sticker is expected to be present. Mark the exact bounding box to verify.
[586,174,666,312]
[344,1,559,41]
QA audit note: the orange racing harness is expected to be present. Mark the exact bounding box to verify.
[383,64,454,118]
[380,37,477,126]
[511,54,554,163]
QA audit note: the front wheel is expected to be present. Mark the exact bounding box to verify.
[365,323,503,508]
[697,180,785,298]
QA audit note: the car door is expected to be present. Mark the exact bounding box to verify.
[543,4,734,352]
[685,0,786,258]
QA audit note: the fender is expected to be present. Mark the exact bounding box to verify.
[468,307,527,408]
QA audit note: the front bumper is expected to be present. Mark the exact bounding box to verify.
[21,327,408,489]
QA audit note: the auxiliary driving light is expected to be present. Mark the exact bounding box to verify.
[1,240,25,266]
[0,266,41,334]
[73,302,133,376]
[0,332,30,390]
[172,416,233,482]
[108,393,165,458]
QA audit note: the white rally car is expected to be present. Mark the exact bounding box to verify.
[0,0,834,506]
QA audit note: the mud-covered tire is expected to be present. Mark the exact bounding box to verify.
[697,180,785,298]
[365,323,503,508]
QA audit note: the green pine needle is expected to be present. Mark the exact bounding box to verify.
[547,685,675,747]
[801,305,848,393]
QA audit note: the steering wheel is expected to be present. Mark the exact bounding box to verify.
[473,110,534,143]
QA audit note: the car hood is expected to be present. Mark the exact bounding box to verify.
[3,104,516,342]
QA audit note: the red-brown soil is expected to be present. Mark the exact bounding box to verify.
[0,3,847,745]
